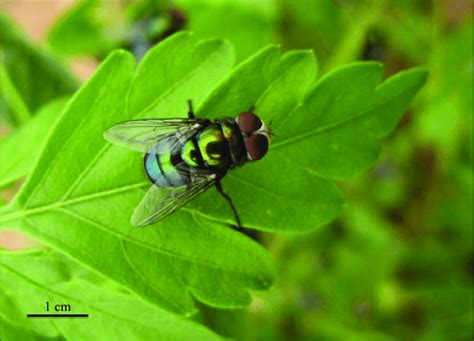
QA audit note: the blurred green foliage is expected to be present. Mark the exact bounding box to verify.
[0,14,78,127]
[1,0,472,340]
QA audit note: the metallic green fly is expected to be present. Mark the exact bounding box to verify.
[104,101,270,227]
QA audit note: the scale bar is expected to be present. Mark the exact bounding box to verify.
[27,314,88,318]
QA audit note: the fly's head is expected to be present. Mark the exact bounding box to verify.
[236,112,270,162]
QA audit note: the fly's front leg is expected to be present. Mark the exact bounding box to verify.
[187,100,195,119]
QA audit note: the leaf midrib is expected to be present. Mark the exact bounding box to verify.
[271,86,398,150]
[22,65,118,208]
[1,181,267,280]
[0,181,149,223]
[3,42,229,221]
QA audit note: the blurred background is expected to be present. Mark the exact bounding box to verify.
[1,0,472,340]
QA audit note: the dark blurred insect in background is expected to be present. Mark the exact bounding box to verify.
[105,101,270,228]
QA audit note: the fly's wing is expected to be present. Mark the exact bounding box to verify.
[104,119,203,152]
[131,167,218,227]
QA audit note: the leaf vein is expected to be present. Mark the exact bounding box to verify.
[119,239,186,312]
[57,207,262,278]
[271,99,381,150]
[1,262,185,332]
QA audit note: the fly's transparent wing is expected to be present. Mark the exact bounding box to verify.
[104,119,204,152]
[131,168,218,227]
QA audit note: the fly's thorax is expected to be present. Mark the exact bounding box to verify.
[236,112,270,161]
[198,124,230,168]
[219,120,247,166]
[179,122,238,170]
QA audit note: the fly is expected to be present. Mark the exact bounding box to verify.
[104,101,270,228]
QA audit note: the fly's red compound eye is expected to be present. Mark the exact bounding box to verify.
[245,134,269,161]
[237,112,262,134]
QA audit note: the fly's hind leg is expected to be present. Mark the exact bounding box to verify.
[215,180,242,229]
[214,180,260,241]
[187,100,195,119]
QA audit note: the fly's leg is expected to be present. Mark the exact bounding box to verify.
[215,180,242,229]
[187,100,195,119]
[214,181,260,240]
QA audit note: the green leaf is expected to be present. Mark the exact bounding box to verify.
[271,63,428,180]
[190,47,345,232]
[0,32,426,315]
[192,60,427,232]
[1,316,61,341]
[47,0,118,57]
[415,21,473,161]
[0,249,222,340]
[0,64,31,125]
[0,33,274,315]
[0,97,69,188]
[325,1,384,71]
[177,0,277,61]
[0,13,78,126]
